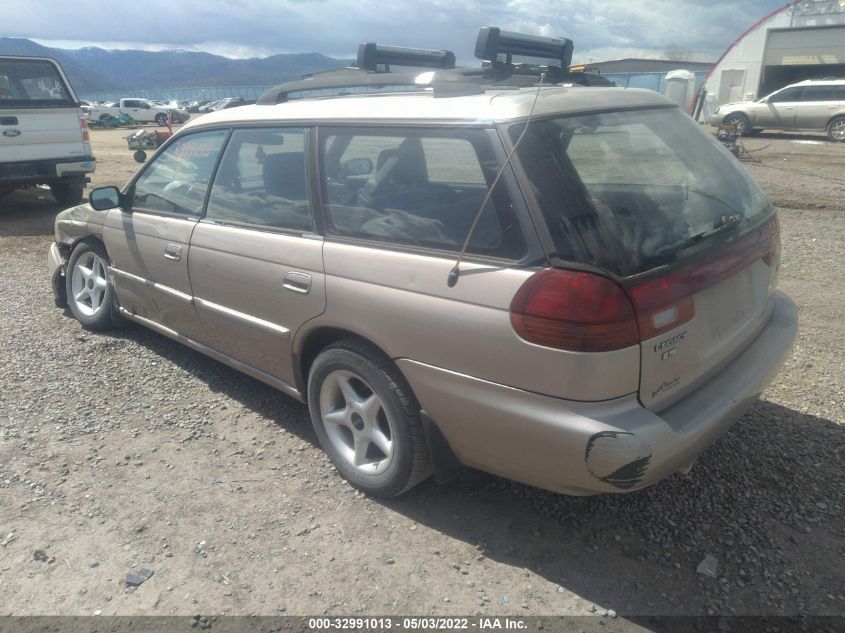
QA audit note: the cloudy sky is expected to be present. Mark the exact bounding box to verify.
[5,0,787,63]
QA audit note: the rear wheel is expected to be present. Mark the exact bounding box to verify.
[828,116,845,143]
[307,340,430,497]
[50,182,84,206]
[66,241,115,330]
[155,113,168,127]
[133,150,147,163]
[724,113,751,136]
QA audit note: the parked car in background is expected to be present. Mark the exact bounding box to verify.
[711,78,845,141]
[197,99,222,113]
[87,97,190,126]
[48,29,796,499]
[187,100,211,113]
[213,97,249,110]
[0,55,94,204]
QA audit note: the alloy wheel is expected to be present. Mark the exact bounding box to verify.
[319,369,395,475]
[70,251,108,317]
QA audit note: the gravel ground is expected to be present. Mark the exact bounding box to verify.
[0,126,842,622]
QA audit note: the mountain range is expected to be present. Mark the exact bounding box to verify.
[0,37,351,97]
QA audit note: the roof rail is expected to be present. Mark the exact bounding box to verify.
[257,27,591,105]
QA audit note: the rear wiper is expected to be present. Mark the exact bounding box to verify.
[653,214,745,260]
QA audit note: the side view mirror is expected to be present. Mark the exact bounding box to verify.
[89,186,124,211]
[342,157,373,177]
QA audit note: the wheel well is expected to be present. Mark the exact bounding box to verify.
[296,327,390,400]
[828,114,845,127]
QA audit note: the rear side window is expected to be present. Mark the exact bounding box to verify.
[319,128,525,259]
[132,130,228,217]
[0,59,74,108]
[205,127,313,232]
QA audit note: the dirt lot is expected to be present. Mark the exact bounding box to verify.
[0,125,843,624]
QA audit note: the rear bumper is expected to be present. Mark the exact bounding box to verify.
[399,291,798,496]
[0,156,95,187]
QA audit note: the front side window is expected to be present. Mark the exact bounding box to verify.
[0,59,73,108]
[770,87,803,103]
[511,108,772,277]
[319,128,525,259]
[205,127,312,231]
[132,130,228,217]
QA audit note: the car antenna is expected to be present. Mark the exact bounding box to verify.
[447,72,545,288]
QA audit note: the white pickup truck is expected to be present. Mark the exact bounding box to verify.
[0,55,95,205]
[87,98,190,126]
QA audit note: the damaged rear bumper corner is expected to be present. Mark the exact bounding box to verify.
[397,292,798,496]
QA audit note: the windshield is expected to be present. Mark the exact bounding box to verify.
[0,59,75,108]
[510,108,772,277]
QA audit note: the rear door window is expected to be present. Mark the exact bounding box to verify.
[799,86,836,102]
[0,59,74,108]
[319,128,525,259]
[205,127,313,232]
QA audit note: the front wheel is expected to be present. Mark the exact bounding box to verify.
[66,241,115,330]
[133,149,147,163]
[155,113,168,127]
[50,182,84,206]
[307,340,431,497]
[724,113,751,136]
[828,116,845,143]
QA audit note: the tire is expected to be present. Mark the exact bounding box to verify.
[155,113,168,127]
[133,149,147,163]
[65,240,115,331]
[723,113,751,136]
[827,116,845,143]
[50,182,84,206]
[307,339,431,497]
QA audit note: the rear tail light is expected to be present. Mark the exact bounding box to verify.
[763,215,780,267]
[80,117,90,142]
[510,269,639,352]
[511,216,780,351]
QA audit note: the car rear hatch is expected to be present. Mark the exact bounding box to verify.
[0,57,88,163]
[509,106,780,410]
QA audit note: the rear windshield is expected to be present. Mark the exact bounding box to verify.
[510,108,772,277]
[0,59,75,108]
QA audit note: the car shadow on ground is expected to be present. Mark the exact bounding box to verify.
[384,399,844,616]
[0,188,64,237]
[97,319,844,617]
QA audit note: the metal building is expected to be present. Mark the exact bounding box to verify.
[699,0,845,116]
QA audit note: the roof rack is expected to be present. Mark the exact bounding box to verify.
[356,43,456,71]
[258,26,593,105]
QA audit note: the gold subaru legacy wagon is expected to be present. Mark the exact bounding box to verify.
[48,28,797,497]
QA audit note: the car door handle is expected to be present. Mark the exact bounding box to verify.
[162,244,182,261]
[283,272,311,294]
